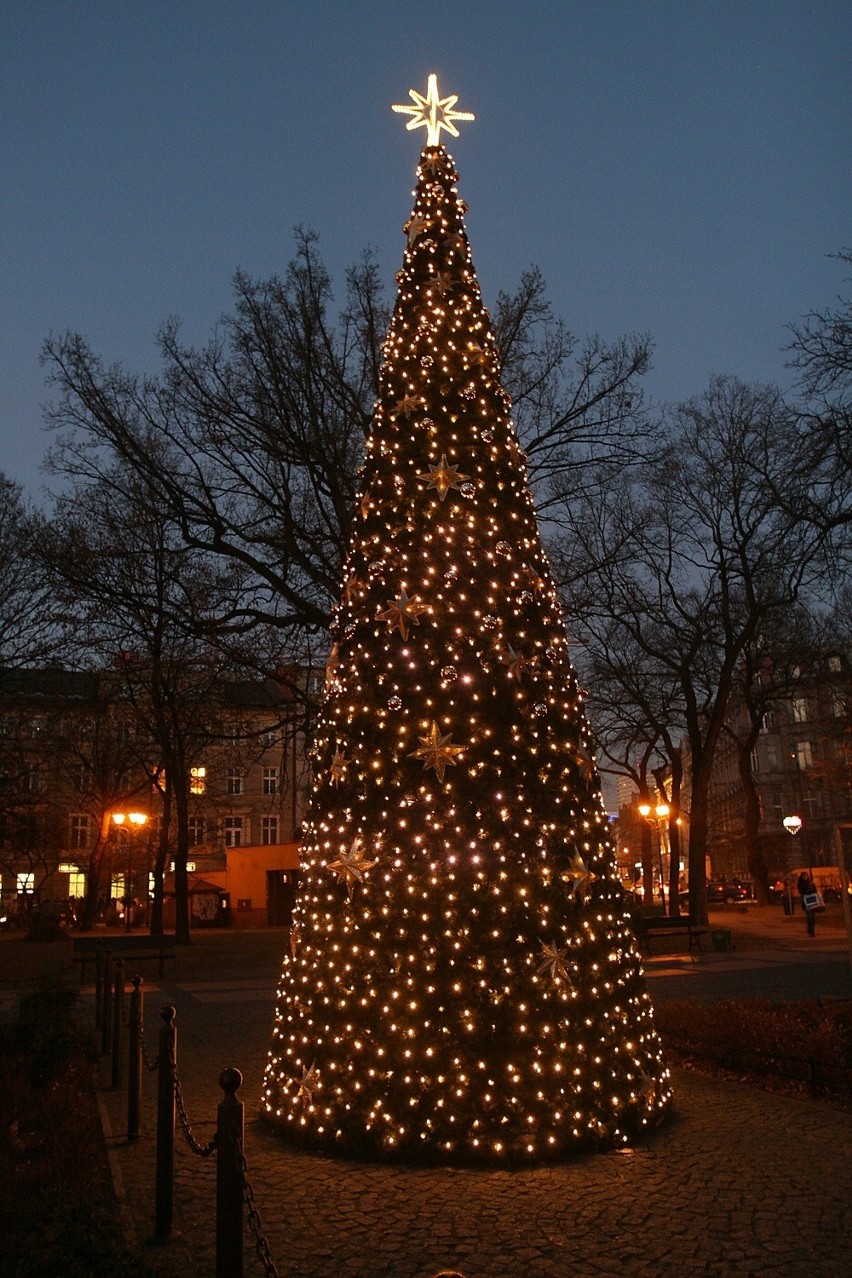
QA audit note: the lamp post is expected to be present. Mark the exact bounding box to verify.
[112,811,149,930]
[782,813,803,916]
[638,801,674,912]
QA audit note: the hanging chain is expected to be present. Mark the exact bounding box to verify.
[235,1137,280,1278]
[167,1040,217,1158]
[137,1014,160,1072]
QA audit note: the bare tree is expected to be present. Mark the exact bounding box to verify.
[555,377,827,925]
[0,474,67,667]
[42,233,652,652]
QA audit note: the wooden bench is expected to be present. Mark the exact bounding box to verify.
[72,934,176,983]
[635,915,708,954]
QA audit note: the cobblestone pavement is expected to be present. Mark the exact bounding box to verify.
[87,923,852,1278]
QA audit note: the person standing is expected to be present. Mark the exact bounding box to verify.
[797,870,817,937]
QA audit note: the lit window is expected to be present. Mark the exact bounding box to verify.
[227,770,244,796]
[792,698,808,724]
[224,816,244,847]
[190,767,206,795]
[263,767,279,796]
[261,816,279,845]
[759,710,776,734]
[796,740,813,770]
[16,872,34,896]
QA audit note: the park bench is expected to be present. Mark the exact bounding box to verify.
[635,915,708,954]
[72,933,176,983]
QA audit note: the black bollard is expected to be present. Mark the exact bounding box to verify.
[216,1067,244,1278]
[95,948,105,1028]
[110,959,124,1090]
[154,1006,176,1241]
[127,975,143,1140]
[101,949,113,1056]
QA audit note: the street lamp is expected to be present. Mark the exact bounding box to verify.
[112,811,149,930]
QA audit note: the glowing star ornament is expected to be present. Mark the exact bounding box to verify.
[536,941,571,985]
[377,586,430,639]
[326,836,378,900]
[392,73,475,146]
[295,1062,319,1104]
[409,720,466,783]
[562,852,598,905]
[418,454,470,502]
[392,393,422,419]
[329,747,348,787]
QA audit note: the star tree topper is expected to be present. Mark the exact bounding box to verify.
[392,73,475,145]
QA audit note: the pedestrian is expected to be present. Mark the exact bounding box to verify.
[797,870,817,937]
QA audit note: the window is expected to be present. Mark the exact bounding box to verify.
[190,767,206,795]
[187,816,206,847]
[263,726,280,748]
[262,767,279,796]
[16,872,34,896]
[227,769,244,796]
[25,765,42,793]
[223,816,244,848]
[227,721,244,746]
[70,814,90,849]
[58,865,86,897]
[795,740,813,770]
[759,710,776,734]
[75,763,93,792]
[828,654,843,673]
[750,750,760,775]
[764,741,779,770]
[832,690,846,718]
[791,698,808,724]
[261,815,279,845]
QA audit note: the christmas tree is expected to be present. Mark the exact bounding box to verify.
[263,75,671,1163]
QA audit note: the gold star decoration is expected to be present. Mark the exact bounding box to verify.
[422,153,445,178]
[500,643,531,677]
[408,720,466,783]
[295,1062,319,1104]
[430,270,453,296]
[324,643,341,689]
[392,73,475,146]
[405,214,432,246]
[341,574,365,605]
[377,586,430,639]
[418,454,470,501]
[466,341,490,367]
[326,836,378,900]
[444,232,466,255]
[359,491,372,519]
[572,748,598,787]
[562,852,598,905]
[637,1068,657,1108]
[536,941,572,985]
[392,393,422,419]
[521,563,546,592]
[329,746,348,787]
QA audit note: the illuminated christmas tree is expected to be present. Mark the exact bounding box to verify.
[263,76,671,1163]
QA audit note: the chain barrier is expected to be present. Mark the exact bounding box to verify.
[137,1013,161,1072]
[166,1038,217,1158]
[235,1136,280,1278]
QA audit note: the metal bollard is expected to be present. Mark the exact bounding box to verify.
[216,1067,244,1278]
[95,948,105,1028]
[154,1006,176,1241]
[111,959,125,1089]
[127,976,143,1140]
[101,949,113,1055]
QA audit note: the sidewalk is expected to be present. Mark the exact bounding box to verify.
[90,927,852,1278]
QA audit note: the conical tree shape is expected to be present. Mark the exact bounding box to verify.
[263,144,672,1163]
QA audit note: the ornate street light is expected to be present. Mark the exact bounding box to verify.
[112,811,149,929]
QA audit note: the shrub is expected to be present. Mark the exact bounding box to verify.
[655,997,852,1094]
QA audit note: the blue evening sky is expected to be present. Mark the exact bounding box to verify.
[2,1,850,498]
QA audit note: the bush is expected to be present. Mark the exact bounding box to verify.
[655,997,852,1094]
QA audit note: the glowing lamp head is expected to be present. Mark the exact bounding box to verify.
[783,815,803,836]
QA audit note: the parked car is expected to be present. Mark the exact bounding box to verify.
[707,880,751,904]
